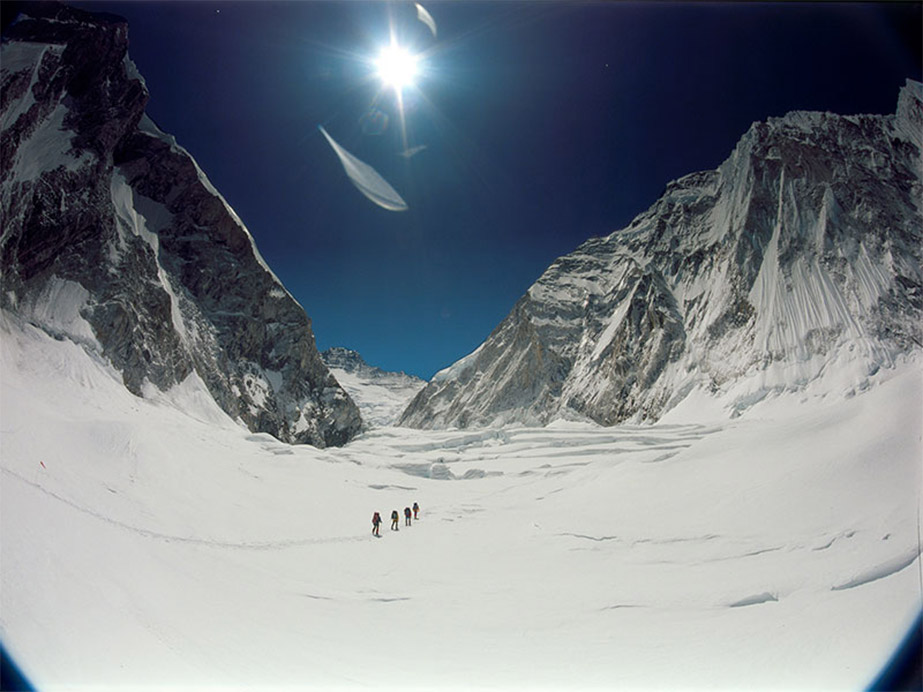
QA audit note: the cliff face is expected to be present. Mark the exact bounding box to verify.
[321,347,426,427]
[401,82,923,429]
[1,3,362,446]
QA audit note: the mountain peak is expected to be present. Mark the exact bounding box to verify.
[321,348,425,428]
[401,84,923,429]
[2,1,126,34]
[1,5,362,446]
[896,78,923,148]
[321,347,370,373]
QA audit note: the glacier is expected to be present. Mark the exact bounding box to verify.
[1,307,920,689]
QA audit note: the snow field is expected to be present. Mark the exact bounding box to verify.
[1,312,921,690]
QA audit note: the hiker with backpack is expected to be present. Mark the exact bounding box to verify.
[413,502,419,519]
[372,511,382,537]
[391,509,400,531]
[404,506,412,526]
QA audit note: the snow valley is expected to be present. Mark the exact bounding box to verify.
[2,313,921,689]
[1,2,921,690]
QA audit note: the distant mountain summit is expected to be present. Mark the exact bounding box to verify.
[322,347,425,427]
[401,81,923,429]
[0,3,362,446]
[321,347,378,374]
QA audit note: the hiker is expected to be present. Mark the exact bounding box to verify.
[404,506,412,526]
[391,510,400,531]
[372,511,382,537]
[413,502,419,519]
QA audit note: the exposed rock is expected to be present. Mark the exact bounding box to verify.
[401,80,923,428]
[1,2,362,446]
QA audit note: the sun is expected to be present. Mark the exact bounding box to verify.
[374,43,420,92]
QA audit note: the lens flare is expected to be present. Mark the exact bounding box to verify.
[318,126,408,212]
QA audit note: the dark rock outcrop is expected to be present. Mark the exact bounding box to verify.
[1,2,362,446]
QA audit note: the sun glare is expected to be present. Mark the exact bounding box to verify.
[375,44,419,91]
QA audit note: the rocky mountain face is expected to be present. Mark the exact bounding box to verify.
[321,347,426,427]
[1,3,362,447]
[401,81,923,429]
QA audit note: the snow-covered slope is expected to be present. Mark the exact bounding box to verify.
[1,306,920,689]
[0,3,361,446]
[322,347,426,427]
[401,81,923,429]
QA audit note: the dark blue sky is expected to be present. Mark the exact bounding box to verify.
[73,1,921,379]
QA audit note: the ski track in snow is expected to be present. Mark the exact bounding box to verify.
[1,467,366,551]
